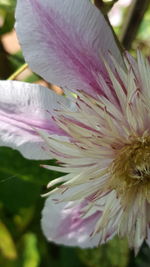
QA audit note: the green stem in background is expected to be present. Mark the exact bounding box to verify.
[8,63,28,80]
[94,0,124,53]
[94,0,119,14]
[0,41,13,79]
[120,0,150,50]
[94,0,150,51]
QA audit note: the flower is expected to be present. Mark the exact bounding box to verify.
[0,0,150,253]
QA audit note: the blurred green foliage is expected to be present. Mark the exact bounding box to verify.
[132,6,150,56]
[0,0,150,266]
[78,238,129,267]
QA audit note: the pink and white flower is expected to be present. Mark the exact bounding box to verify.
[0,0,150,253]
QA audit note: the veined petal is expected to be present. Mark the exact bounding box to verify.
[0,81,71,159]
[15,0,123,97]
[42,194,102,248]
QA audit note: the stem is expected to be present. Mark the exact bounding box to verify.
[0,41,13,79]
[8,63,28,80]
[94,0,124,53]
[120,0,150,50]
[94,0,104,10]
[94,0,119,14]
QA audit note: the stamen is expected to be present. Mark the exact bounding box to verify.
[109,135,150,199]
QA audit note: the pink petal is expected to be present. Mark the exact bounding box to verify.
[15,0,123,97]
[42,195,102,248]
[42,187,117,248]
[0,81,71,159]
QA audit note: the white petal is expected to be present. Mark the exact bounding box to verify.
[0,80,71,159]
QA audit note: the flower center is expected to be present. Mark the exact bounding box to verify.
[109,135,150,200]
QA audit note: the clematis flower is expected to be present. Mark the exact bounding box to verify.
[0,0,150,253]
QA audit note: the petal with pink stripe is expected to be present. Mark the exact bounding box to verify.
[0,81,71,159]
[15,0,123,97]
[42,195,102,248]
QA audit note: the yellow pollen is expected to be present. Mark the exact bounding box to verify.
[109,136,150,200]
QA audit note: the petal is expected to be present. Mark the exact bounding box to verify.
[15,0,123,97]
[0,80,71,159]
[42,186,117,247]
[41,194,102,248]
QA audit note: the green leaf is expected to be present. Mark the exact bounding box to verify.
[8,51,25,71]
[0,177,41,212]
[24,73,41,83]
[0,0,16,10]
[0,147,61,186]
[0,10,15,34]
[21,233,40,267]
[13,207,35,233]
[0,147,63,212]
[0,220,17,260]
[0,0,16,34]
[78,237,129,267]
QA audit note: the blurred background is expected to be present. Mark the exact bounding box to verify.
[0,0,150,266]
